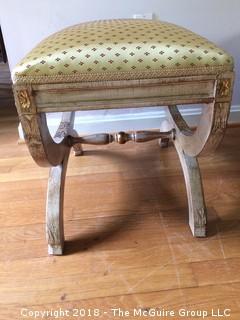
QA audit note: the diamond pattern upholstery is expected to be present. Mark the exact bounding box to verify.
[12,19,233,84]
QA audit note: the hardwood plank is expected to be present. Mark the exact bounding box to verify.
[191,257,240,286]
[0,260,196,305]
[0,283,239,319]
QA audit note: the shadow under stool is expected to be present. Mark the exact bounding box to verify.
[12,19,234,255]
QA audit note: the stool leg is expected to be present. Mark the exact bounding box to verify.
[71,129,83,156]
[73,143,83,156]
[160,114,207,237]
[174,140,207,237]
[159,137,170,148]
[159,120,171,148]
[46,154,69,255]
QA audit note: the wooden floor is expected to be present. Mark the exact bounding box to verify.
[1,82,240,317]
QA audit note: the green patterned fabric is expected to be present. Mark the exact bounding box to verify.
[12,19,233,84]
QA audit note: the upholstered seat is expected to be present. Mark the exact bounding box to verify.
[12,19,233,84]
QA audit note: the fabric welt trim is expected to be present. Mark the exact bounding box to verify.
[13,65,233,84]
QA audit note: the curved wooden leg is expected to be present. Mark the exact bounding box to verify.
[13,92,78,254]
[174,140,207,237]
[46,153,69,255]
[45,112,75,255]
[162,113,207,237]
[164,83,233,236]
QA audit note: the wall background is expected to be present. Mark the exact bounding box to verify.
[0,0,239,132]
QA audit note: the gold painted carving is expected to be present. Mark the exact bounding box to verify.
[217,79,231,97]
[212,103,229,133]
[17,90,31,111]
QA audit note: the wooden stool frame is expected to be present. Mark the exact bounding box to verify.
[13,71,234,255]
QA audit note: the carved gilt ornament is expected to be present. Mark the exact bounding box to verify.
[217,79,231,97]
[17,90,31,111]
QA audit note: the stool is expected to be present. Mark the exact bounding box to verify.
[12,19,234,255]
